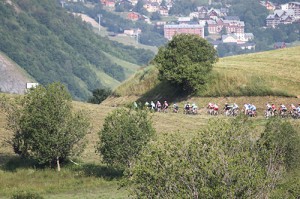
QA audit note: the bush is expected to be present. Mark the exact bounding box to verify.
[11,191,44,199]
[127,116,300,198]
[97,108,155,169]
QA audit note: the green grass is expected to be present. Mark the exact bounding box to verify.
[1,94,300,198]
[3,45,300,198]
[102,52,141,79]
[93,27,158,54]
[114,46,300,98]
[0,163,127,199]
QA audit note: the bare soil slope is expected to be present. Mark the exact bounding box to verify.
[0,52,34,94]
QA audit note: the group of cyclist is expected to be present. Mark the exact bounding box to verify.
[265,103,300,118]
[145,100,169,112]
[143,100,300,118]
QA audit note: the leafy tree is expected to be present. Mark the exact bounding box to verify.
[87,88,112,104]
[150,12,161,21]
[153,34,218,92]
[257,118,300,197]
[1,83,89,171]
[126,117,300,198]
[97,108,155,169]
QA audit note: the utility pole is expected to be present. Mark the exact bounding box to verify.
[97,14,101,32]
[136,29,139,44]
[60,0,65,8]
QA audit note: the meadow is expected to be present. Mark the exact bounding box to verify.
[1,95,300,198]
[114,46,300,98]
[1,47,300,198]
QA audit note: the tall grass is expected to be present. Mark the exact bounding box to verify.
[114,46,300,98]
[198,71,295,97]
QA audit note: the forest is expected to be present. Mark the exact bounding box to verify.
[0,0,154,100]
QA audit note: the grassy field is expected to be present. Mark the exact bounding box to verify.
[1,94,300,198]
[1,47,300,198]
[114,46,300,98]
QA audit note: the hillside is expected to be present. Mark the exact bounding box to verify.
[114,46,300,100]
[0,0,154,100]
[0,52,35,94]
[1,93,300,198]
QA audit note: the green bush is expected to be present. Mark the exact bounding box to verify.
[11,191,44,199]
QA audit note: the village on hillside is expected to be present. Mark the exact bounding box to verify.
[64,0,300,51]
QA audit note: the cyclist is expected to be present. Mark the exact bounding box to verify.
[192,102,198,114]
[156,101,162,112]
[173,103,179,113]
[163,101,169,113]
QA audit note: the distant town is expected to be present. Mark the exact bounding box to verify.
[65,0,300,51]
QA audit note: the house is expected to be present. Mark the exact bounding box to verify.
[178,17,191,24]
[156,21,167,26]
[26,83,39,93]
[190,12,200,19]
[164,24,205,40]
[197,6,208,18]
[143,2,160,12]
[223,20,245,34]
[103,0,115,7]
[124,28,141,37]
[127,12,140,21]
[207,19,222,34]
[207,8,221,20]
[159,6,169,16]
[288,2,300,17]
[220,7,229,16]
[222,34,238,43]
[260,1,276,10]
[206,18,245,34]
[237,43,256,50]
[266,9,295,27]
[128,0,138,5]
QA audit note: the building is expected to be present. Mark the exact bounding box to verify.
[207,18,245,35]
[178,17,191,24]
[164,24,204,40]
[266,9,295,27]
[124,29,142,37]
[143,2,159,12]
[127,12,140,21]
[260,0,276,10]
[288,2,300,17]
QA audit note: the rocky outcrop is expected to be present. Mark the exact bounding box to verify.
[0,53,34,94]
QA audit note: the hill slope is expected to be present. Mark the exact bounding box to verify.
[114,46,300,99]
[0,0,154,100]
[0,52,35,94]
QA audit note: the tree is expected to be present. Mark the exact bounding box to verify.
[97,108,155,169]
[2,83,89,171]
[150,12,161,21]
[126,117,300,198]
[87,88,112,104]
[153,34,218,92]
